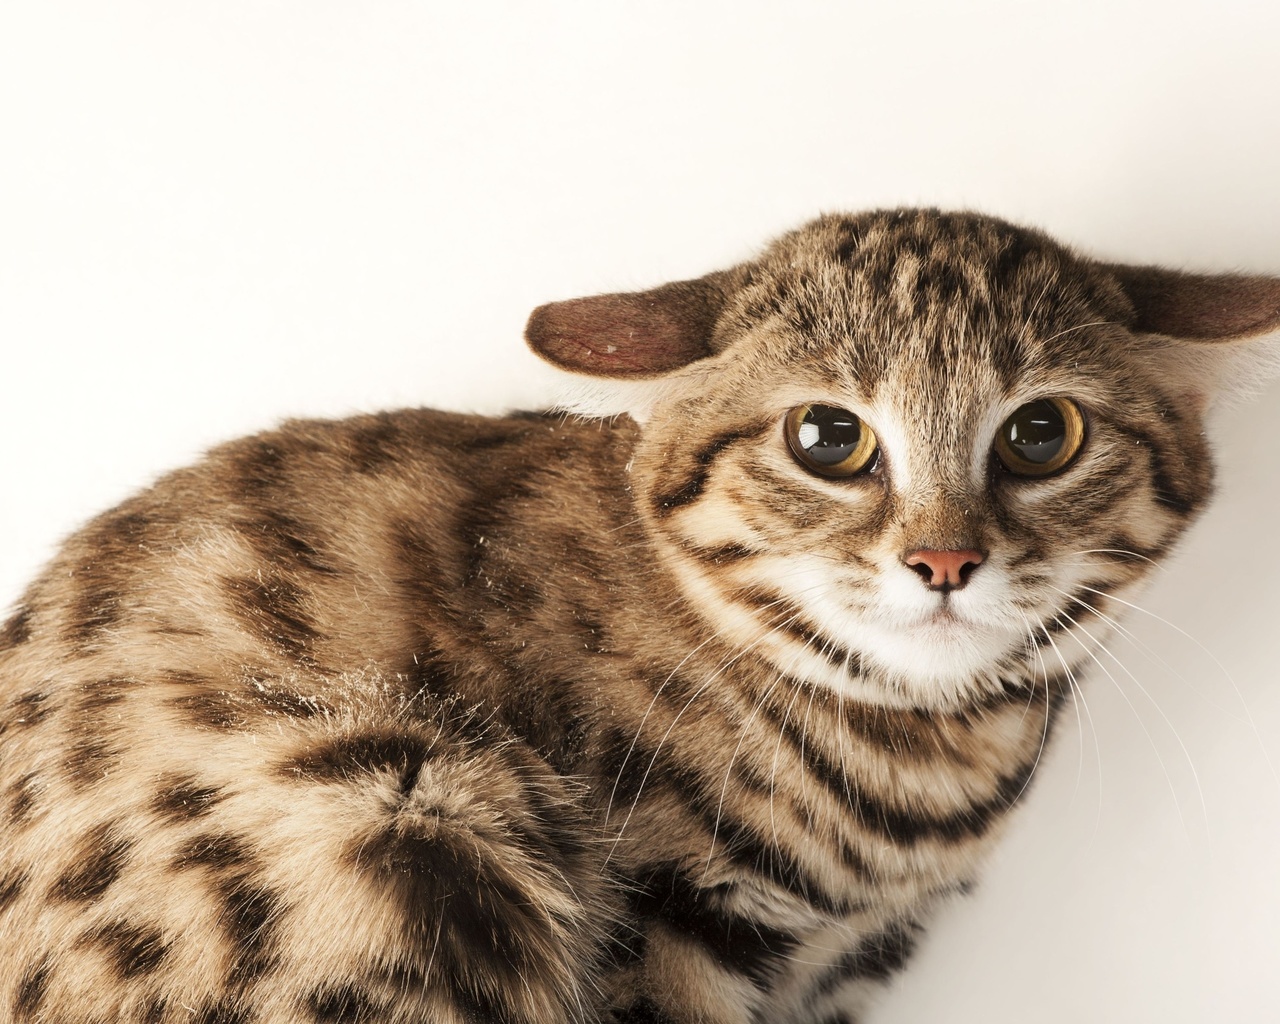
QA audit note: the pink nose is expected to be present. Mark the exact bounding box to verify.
[904,549,984,591]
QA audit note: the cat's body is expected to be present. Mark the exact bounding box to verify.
[2,210,1278,1023]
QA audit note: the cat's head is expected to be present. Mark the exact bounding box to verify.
[527,210,1280,709]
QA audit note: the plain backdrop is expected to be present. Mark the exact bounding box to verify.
[3,2,1280,1021]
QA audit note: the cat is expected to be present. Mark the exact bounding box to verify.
[2,208,1278,1024]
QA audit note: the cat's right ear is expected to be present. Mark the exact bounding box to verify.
[1107,263,1280,407]
[525,272,738,380]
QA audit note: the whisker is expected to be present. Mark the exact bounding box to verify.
[1008,611,1065,811]
[1073,583,1280,799]
[1039,318,1119,345]
[702,672,788,882]
[1028,611,1103,832]
[767,671,811,858]
[1064,548,1166,572]
[1053,606,1208,837]
[607,596,822,864]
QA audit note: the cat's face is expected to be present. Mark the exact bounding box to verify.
[528,210,1279,709]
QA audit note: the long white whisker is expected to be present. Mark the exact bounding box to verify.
[607,596,824,865]
[1029,612,1104,831]
[1076,582,1280,798]
[702,672,788,883]
[1039,319,1118,345]
[1009,614,1068,811]
[1053,607,1206,838]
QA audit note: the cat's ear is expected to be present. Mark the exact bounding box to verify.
[1106,263,1280,406]
[525,272,739,379]
[1106,264,1280,342]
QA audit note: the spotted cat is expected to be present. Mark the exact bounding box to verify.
[2,209,1278,1023]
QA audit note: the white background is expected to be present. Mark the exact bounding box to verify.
[3,2,1280,1021]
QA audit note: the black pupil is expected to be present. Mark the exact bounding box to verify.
[801,405,862,465]
[1006,400,1065,464]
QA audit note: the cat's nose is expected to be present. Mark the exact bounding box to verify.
[904,549,984,591]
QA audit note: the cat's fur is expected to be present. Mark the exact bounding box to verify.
[2,209,1278,1023]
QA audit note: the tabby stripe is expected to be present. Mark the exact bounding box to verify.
[690,543,758,564]
[807,920,920,999]
[1110,422,1198,517]
[0,870,28,910]
[599,729,850,913]
[733,587,852,670]
[15,958,52,1018]
[224,575,323,663]
[758,700,1049,845]
[0,604,32,648]
[1045,590,1099,635]
[630,864,800,984]
[652,425,768,517]
[615,999,679,1024]
[1099,535,1168,563]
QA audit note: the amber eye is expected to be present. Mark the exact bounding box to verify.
[994,397,1085,476]
[785,404,879,478]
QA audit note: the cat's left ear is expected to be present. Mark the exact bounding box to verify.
[1106,263,1280,406]
[525,270,741,380]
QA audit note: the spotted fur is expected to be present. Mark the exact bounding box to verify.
[2,210,1279,1023]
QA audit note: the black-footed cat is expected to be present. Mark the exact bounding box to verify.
[2,209,1278,1023]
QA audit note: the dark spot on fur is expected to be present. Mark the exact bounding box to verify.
[237,508,342,578]
[452,470,546,614]
[347,415,404,473]
[834,223,861,264]
[15,958,52,1020]
[282,730,433,786]
[66,576,122,642]
[307,984,379,1023]
[615,998,679,1024]
[353,813,561,1017]
[692,542,757,564]
[75,676,135,715]
[493,672,589,774]
[993,229,1038,287]
[174,833,256,873]
[220,876,284,982]
[10,691,52,727]
[0,869,28,910]
[51,824,131,902]
[601,919,647,969]
[153,775,223,823]
[143,997,169,1024]
[0,604,32,648]
[192,998,250,1024]
[84,921,171,977]
[928,259,967,305]
[405,645,461,702]
[630,865,799,985]
[170,690,248,731]
[596,728,849,914]
[816,920,920,990]
[66,736,119,789]
[224,573,323,663]
[245,677,326,718]
[8,772,41,825]
[234,437,289,495]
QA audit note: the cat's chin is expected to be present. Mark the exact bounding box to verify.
[846,611,1030,710]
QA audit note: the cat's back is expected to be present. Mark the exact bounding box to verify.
[4,405,638,677]
[0,406,635,1024]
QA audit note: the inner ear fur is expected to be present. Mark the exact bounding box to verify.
[1105,263,1280,342]
[525,270,741,379]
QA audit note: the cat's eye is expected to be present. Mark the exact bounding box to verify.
[785,404,879,478]
[994,397,1085,477]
